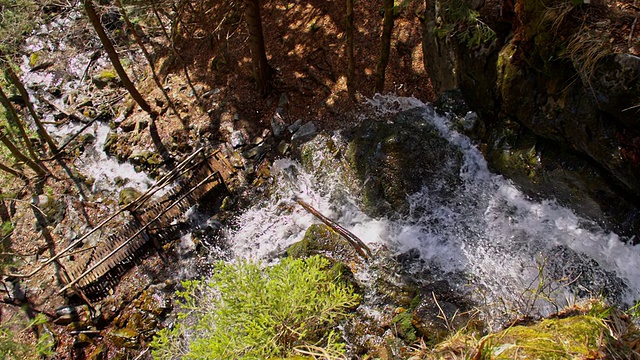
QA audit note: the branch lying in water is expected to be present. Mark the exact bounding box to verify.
[294,196,372,260]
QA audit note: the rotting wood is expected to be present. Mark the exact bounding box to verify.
[294,197,372,260]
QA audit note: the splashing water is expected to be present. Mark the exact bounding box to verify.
[226,95,640,323]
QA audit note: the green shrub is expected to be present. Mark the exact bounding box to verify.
[0,313,54,359]
[151,256,361,359]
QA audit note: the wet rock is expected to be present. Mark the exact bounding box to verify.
[230,130,246,148]
[87,344,107,360]
[288,119,303,134]
[291,122,317,142]
[106,328,139,349]
[242,144,270,160]
[54,305,91,325]
[345,107,464,217]
[277,140,290,155]
[92,69,120,89]
[271,112,286,137]
[118,187,142,207]
[129,149,163,167]
[287,223,359,263]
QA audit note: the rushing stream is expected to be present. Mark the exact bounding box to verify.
[226,95,640,325]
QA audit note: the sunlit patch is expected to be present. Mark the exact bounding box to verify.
[411,44,425,74]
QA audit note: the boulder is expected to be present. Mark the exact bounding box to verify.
[345,107,464,217]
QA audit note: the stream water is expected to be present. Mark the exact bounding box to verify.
[226,95,640,325]
[15,6,640,327]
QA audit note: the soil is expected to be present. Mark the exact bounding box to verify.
[0,0,638,358]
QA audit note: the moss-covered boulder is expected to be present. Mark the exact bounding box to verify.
[286,223,359,263]
[344,107,464,218]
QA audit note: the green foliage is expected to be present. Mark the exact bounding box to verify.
[0,312,55,359]
[151,256,361,359]
[435,0,496,47]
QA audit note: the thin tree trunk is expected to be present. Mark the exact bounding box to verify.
[2,60,58,154]
[0,161,25,180]
[84,0,171,163]
[374,0,395,93]
[0,189,11,223]
[83,0,155,117]
[243,0,272,97]
[0,84,38,160]
[114,0,186,128]
[0,126,46,177]
[150,0,201,106]
[346,0,355,101]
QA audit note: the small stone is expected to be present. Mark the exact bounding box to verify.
[107,328,139,348]
[288,119,303,133]
[271,113,286,137]
[230,130,246,148]
[242,144,269,159]
[88,344,107,360]
[291,122,317,142]
[118,187,142,206]
[277,140,290,155]
[278,93,289,108]
[73,333,93,348]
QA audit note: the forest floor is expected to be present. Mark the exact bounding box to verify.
[1,0,639,358]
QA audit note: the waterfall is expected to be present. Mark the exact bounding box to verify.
[226,95,640,324]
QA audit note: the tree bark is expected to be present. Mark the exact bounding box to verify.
[0,161,25,180]
[346,0,355,101]
[114,0,186,128]
[83,0,155,117]
[374,0,395,93]
[0,126,47,177]
[2,61,58,154]
[243,0,272,97]
[0,84,38,160]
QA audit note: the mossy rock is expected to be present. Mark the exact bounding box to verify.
[106,328,139,349]
[118,187,141,207]
[344,107,464,217]
[286,223,359,262]
[484,315,613,359]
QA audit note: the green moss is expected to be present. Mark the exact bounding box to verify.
[485,315,606,359]
[286,223,351,259]
[391,310,417,343]
[28,52,40,68]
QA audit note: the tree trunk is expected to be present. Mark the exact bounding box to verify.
[0,189,12,223]
[346,0,355,101]
[114,0,186,128]
[243,0,272,97]
[374,0,395,93]
[0,126,47,177]
[2,61,58,154]
[83,0,155,117]
[0,161,25,180]
[0,84,38,160]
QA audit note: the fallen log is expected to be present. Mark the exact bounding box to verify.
[294,196,372,260]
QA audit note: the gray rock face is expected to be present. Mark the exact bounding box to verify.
[422,5,640,237]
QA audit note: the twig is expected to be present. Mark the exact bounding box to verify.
[630,14,638,49]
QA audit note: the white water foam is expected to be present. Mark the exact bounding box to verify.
[226,95,640,322]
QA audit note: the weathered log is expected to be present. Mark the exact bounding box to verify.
[294,197,372,260]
